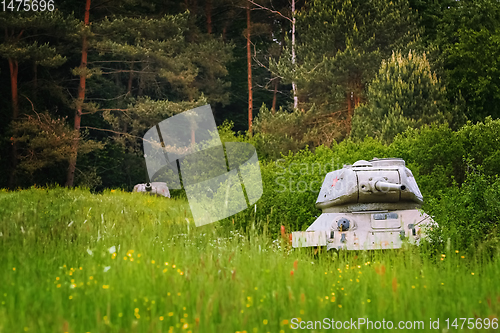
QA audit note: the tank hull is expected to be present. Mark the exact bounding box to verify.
[292,209,433,250]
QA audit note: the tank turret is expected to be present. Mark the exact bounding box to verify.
[292,158,435,251]
[316,158,423,212]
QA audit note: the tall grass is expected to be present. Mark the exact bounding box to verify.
[0,188,499,332]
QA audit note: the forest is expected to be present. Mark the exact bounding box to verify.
[1,0,499,190]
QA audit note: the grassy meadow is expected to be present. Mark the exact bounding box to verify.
[1,187,499,332]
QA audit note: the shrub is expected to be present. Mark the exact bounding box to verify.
[425,170,500,253]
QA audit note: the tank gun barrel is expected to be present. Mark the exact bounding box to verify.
[374,181,406,192]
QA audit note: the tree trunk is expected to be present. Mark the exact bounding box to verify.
[8,59,19,119]
[33,62,38,97]
[66,0,91,187]
[8,58,19,188]
[205,0,212,34]
[246,3,253,136]
[272,77,280,113]
[346,91,353,132]
[127,62,134,95]
[271,25,286,114]
[291,0,298,110]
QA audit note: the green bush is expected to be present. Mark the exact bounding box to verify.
[425,170,500,253]
[459,117,500,177]
[389,123,465,197]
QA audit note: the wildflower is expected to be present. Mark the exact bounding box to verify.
[108,246,116,254]
[455,250,459,253]
[471,272,475,275]
[374,265,386,275]
[12,267,15,271]
[102,285,109,289]
[103,266,111,273]
[160,316,164,321]
[168,312,174,316]
[263,320,268,325]
[281,319,289,325]
[151,260,155,264]
[183,323,188,329]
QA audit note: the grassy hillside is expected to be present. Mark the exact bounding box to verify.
[0,188,499,332]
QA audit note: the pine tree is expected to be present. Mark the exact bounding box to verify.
[268,0,421,145]
[351,51,452,143]
[434,0,500,121]
[0,11,78,187]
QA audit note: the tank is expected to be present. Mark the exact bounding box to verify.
[291,158,435,250]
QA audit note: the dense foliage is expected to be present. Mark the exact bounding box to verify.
[1,0,500,190]
[350,51,453,143]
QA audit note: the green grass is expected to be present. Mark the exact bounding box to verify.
[1,187,499,332]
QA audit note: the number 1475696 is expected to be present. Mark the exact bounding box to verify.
[445,317,498,330]
[2,0,55,11]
